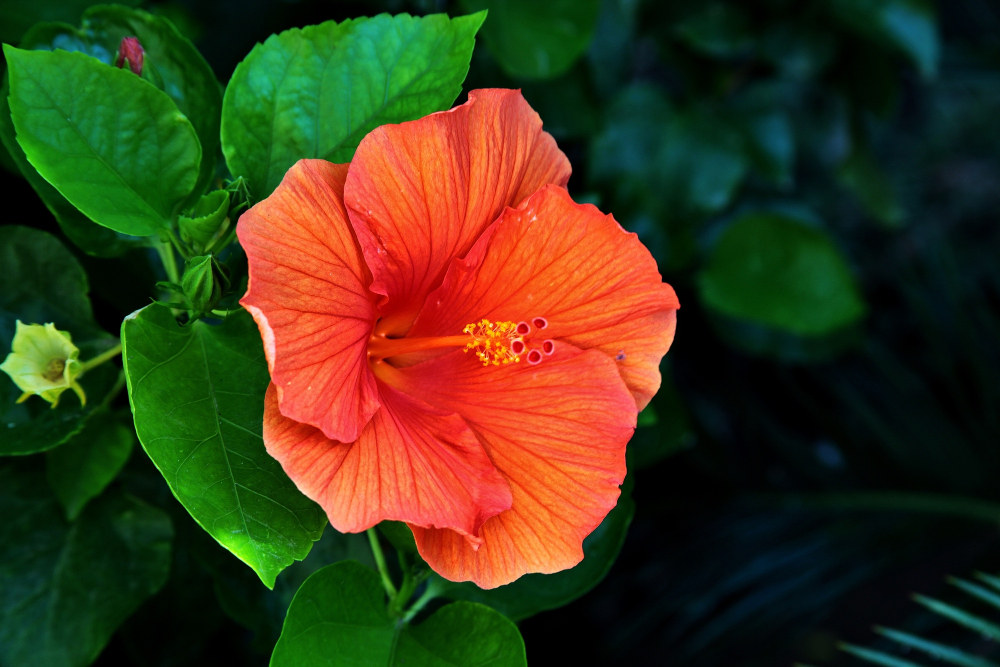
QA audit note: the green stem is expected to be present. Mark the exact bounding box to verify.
[166,228,190,260]
[80,343,122,373]
[762,492,1000,524]
[155,240,180,284]
[401,577,445,624]
[367,528,398,599]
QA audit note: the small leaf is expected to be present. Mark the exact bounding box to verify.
[0,459,172,667]
[46,409,134,520]
[838,147,905,228]
[121,304,326,587]
[697,211,867,336]
[439,481,635,621]
[271,560,527,667]
[179,190,230,250]
[673,3,756,59]
[5,46,202,236]
[464,0,601,80]
[0,0,141,45]
[0,226,119,456]
[222,12,484,201]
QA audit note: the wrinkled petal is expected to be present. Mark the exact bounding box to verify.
[344,89,571,336]
[385,344,636,588]
[262,383,512,538]
[409,184,679,409]
[239,159,379,442]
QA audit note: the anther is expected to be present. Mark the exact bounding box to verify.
[542,340,555,355]
[532,317,548,329]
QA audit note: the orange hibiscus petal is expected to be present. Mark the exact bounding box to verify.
[385,344,636,588]
[238,159,379,443]
[344,89,571,336]
[409,184,679,410]
[262,383,512,538]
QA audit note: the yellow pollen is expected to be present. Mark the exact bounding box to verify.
[462,319,523,367]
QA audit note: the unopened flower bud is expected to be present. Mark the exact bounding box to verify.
[115,36,145,76]
[181,254,231,315]
[0,321,85,408]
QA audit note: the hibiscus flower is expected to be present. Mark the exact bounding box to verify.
[237,89,679,589]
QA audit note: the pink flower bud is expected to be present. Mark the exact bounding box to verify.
[115,36,145,76]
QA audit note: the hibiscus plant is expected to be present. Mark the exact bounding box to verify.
[0,3,680,665]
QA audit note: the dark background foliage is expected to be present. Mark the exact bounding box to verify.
[5,0,1000,664]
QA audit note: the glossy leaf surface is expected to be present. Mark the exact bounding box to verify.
[121,305,326,587]
[221,11,484,200]
[5,46,201,236]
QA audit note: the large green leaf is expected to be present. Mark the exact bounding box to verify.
[438,480,635,621]
[0,226,120,456]
[46,409,135,520]
[5,46,202,236]
[697,211,867,336]
[0,460,172,667]
[221,11,484,201]
[271,560,527,667]
[79,5,222,205]
[463,0,601,80]
[121,304,326,587]
[0,77,144,257]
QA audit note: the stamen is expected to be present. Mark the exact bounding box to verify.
[463,319,523,366]
[532,317,548,329]
[42,358,66,382]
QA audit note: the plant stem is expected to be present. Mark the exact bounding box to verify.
[401,577,445,624]
[367,528,398,599]
[166,228,190,260]
[155,240,180,284]
[80,343,123,373]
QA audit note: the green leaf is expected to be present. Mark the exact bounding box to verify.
[697,211,867,336]
[0,226,120,456]
[121,304,326,587]
[5,46,202,236]
[0,0,140,45]
[271,560,527,667]
[628,367,695,470]
[179,190,230,250]
[829,0,939,78]
[439,480,635,621]
[0,459,172,667]
[222,12,484,201]
[80,5,223,205]
[463,0,600,80]
[378,520,419,555]
[46,409,135,520]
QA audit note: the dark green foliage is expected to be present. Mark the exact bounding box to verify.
[0,459,172,667]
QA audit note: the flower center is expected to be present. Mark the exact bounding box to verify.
[42,357,66,382]
[367,316,555,368]
[462,319,522,366]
